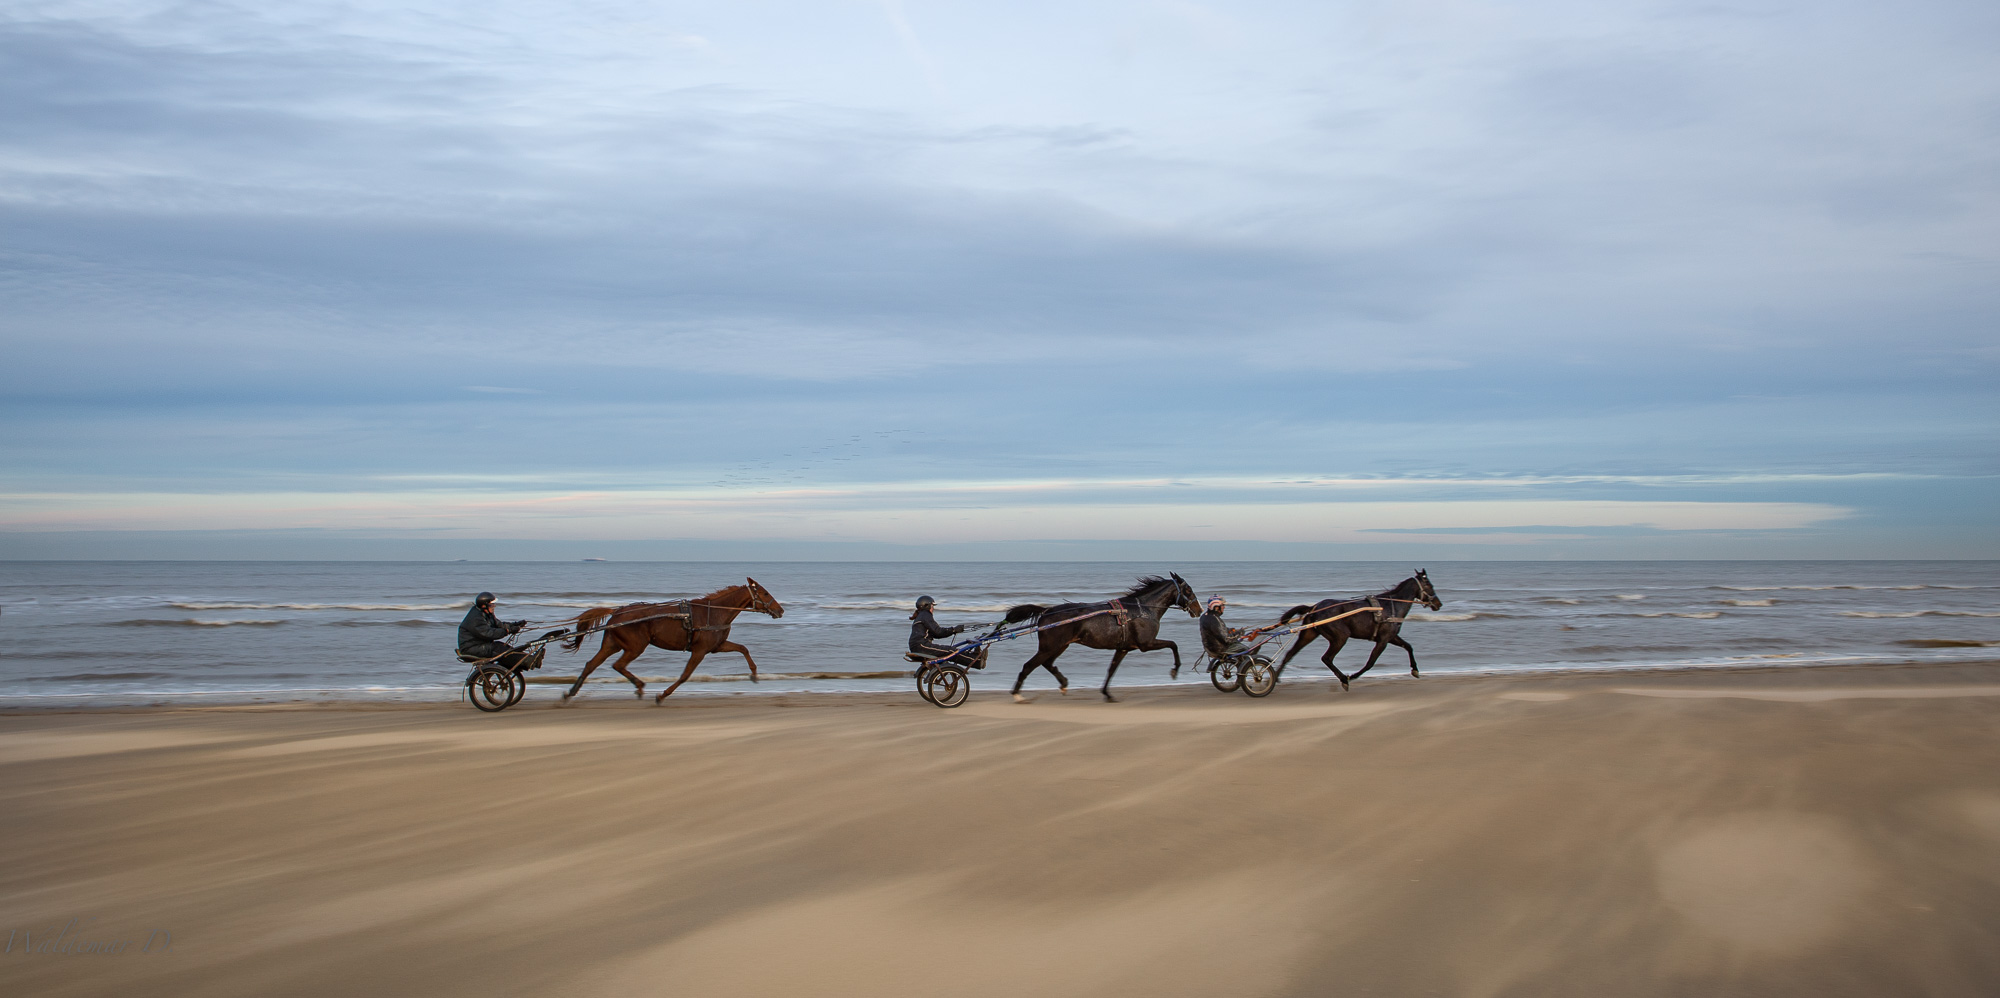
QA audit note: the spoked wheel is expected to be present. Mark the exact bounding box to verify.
[1240,658,1278,698]
[505,669,528,708]
[1209,658,1241,693]
[469,666,517,712]
[915,666,938,705]
[924,667,970,708]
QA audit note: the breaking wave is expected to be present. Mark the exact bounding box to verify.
[1840,610,2000,618]
[1721,599,1775,607]
[171,602,465,611]
[110,618,287,628]
[1716,584,1983,592]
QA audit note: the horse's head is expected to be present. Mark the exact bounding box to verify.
[1413,569,1442,611]
[746,577,784,618]
[1169,572,1202,617]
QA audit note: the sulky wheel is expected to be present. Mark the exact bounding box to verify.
[924,667,970,708]
[915,667,938,705]
[469,666,517,712]
[1209,658,1241,693]
[505,669,528,708]
[1240,659,1278,698]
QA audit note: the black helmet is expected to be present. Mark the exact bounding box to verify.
[915,595,936,609]
[475,592,496,606]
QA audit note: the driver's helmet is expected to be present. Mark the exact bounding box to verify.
[915,595,936,610]
[1207,596,1226,612]
[475,592,496,607]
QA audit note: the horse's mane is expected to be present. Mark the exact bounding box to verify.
[1123,575,1173,600]
[696,583,745,602]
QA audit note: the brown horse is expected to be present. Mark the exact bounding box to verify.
[557,579,783,704]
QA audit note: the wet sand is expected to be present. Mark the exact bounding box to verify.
[3,661,1999,997]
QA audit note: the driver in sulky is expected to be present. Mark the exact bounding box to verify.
[909,595,979,668]
[458,591,530,668]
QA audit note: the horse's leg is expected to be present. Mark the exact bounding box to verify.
[1136,637,1182,679]
[564,636,622,700]
[1099,648,1131,702]
[1320,632,1352,690]
[1388,633,1419,677]
[609,649,647,698]
[1347,639,1391,683]
[1013,639,1069,702]
[1011,652,1044,701]
[653,647,711,704]
[714,640,759,682]
[1278,630,1321,675]
[1045,655,1070,695]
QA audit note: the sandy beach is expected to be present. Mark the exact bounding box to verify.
[4,661,1998,997]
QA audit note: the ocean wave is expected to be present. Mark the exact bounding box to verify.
[171,602,465,611]
[1614,594,1646,601]
[1840,610,2000,618]
[1721,599,1775,607]
[1637,611,1723,619]
[1897,639,1994,648]
[23,672,175,682]
[326,619,446,628]
[110,618,287,627]
[1408,612,1478,622]
[818,600,1025,612]
[1716,584,1984,592]
[1564,645,1699,655]
[2,650,163,660]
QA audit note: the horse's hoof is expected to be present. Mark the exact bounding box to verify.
[1059,687,1070,696]
[634,688,646,699]
[1102,694,1118,703]
[1013,693,1029,704]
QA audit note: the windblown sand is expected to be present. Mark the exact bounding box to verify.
[4,662,1999,997]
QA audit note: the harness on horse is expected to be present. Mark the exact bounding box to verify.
[1106,598,1133,632]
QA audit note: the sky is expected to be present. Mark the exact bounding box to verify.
[1,0,1996,559]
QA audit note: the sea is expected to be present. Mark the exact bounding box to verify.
[1,561,1995,706]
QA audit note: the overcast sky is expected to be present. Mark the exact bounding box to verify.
[2,0,1995,559]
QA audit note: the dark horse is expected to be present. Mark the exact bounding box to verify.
[1001,574,1202,702]
[1275,569,1441,690]
[557,579,784,704]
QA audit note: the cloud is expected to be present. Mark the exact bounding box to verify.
[0,0,1995,555]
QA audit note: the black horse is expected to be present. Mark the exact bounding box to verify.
[1001,574,1202,702]
[1276,570,1442,690]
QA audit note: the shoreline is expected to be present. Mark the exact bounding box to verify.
[3,656,2000,712]
[4,655,1996,713]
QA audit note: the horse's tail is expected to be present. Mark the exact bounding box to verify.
[1279,604,1314,624]
[1003,603,1046,625]
[560,607,616,652]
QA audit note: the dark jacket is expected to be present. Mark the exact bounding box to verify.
[1199,610,1242,658]
[458,605,516,653]
[908,607,965,653]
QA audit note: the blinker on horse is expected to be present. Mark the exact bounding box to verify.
[558,579,784,704]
